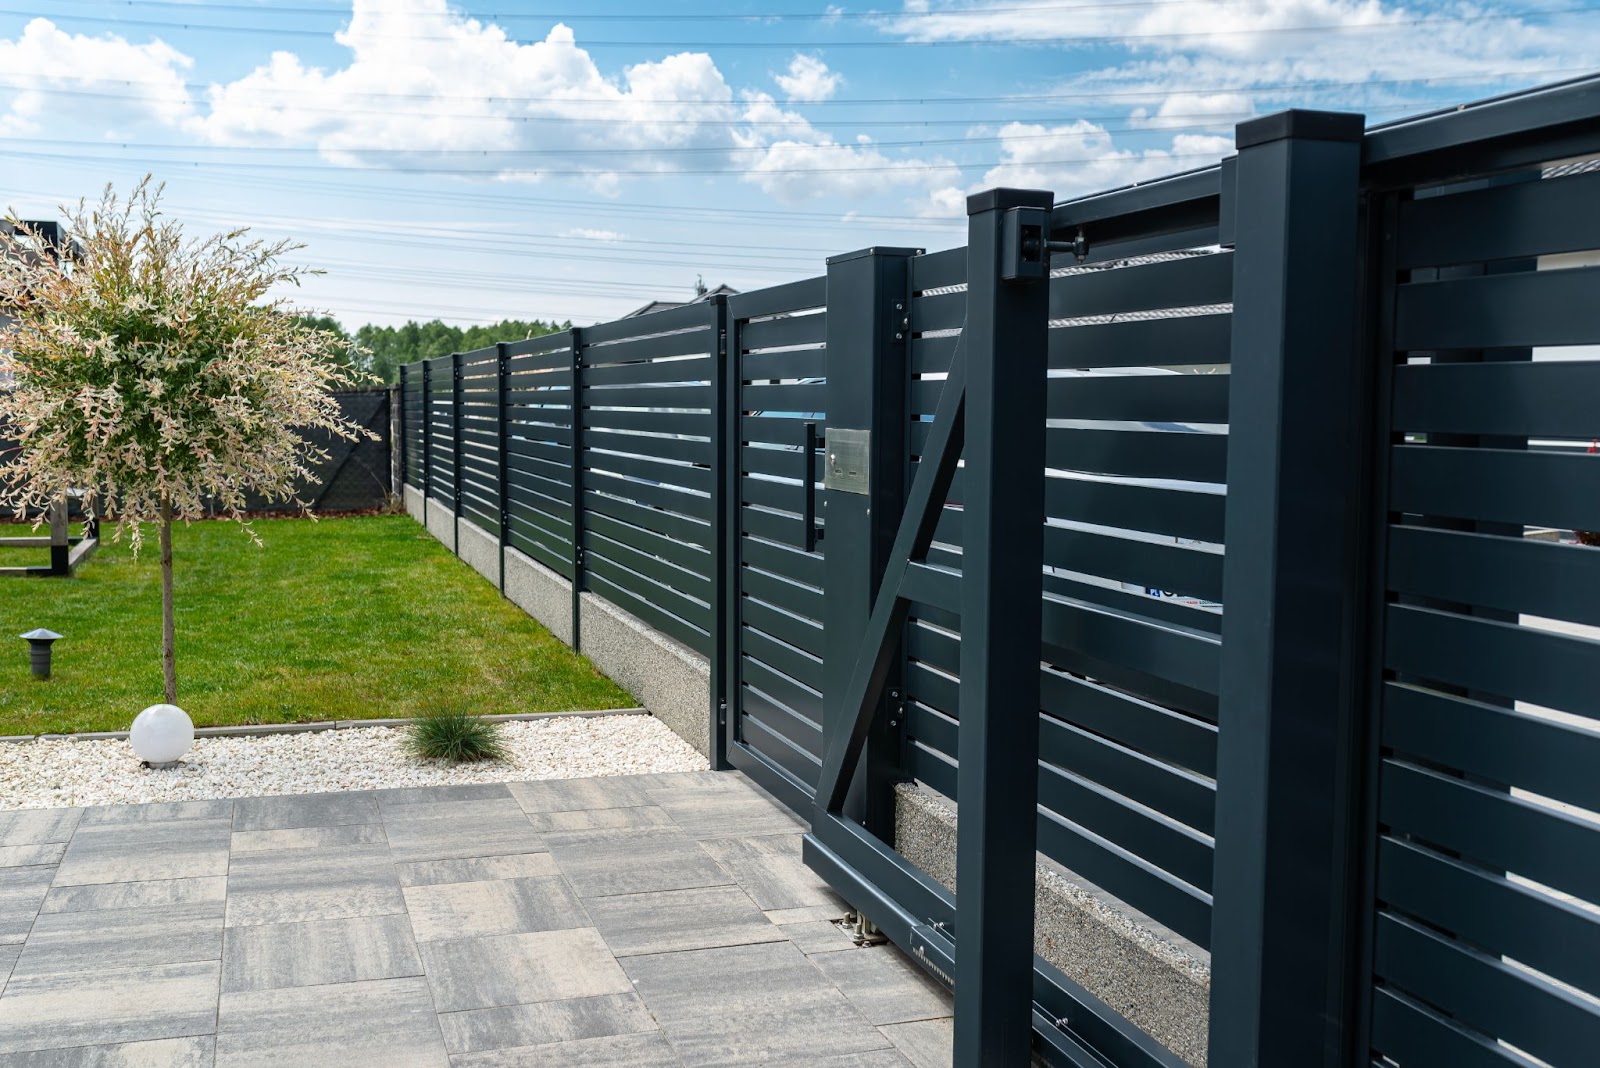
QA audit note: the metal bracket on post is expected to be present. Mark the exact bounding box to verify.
[1000,205,1051,281]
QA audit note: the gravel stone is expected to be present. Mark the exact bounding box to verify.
[0,716,708,812]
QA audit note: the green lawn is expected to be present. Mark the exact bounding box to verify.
[0,514,632,735]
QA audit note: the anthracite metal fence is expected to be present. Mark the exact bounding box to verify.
[399,75,1600,1068]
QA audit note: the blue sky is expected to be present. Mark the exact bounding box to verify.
[1,1,1595,328]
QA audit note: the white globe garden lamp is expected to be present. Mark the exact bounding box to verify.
[130,704,194,768]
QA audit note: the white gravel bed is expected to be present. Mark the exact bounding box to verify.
[0,714,708,811]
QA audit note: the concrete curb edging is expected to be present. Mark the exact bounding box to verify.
[6,707,651,744]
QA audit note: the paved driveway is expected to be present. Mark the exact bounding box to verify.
[0,771,952,1066]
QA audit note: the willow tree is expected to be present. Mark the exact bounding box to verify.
[0,179,370,704]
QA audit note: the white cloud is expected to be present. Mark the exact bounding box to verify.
[0,18,193,136]
[774,55,843,102]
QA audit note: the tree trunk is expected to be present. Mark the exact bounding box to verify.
[159,499,177,704]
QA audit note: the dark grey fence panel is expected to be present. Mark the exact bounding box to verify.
[424,354,455,507]
[578,308,719,655]
[723,277,828,804]
[1362,145,1600,1068]
[504,333,574,578]
[401,365,425,490]
[457,347,501,535]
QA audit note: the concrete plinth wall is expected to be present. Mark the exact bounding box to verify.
[425,496,455,546]
[403,484,425,525]
[894,783,1211,1067]
[578,594,710,759]
[456,518,500,586]
[407,506,711,760]
[503,548,573,646]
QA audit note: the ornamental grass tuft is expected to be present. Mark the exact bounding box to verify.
[407,709,509,764]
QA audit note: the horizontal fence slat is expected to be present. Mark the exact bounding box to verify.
[1387,524,1600,628]
[728,276,827,322]
[1049,253,1232,319]
[1389,446,1600,532]
[1049,313,1232,371]
[739,313,826,353]
[1396,167,1600,268]
[1045,427,1227,484]
[1044,525,1224,603]
[1392,359,1600,439]
[1385,603,1600,719]
[1395,264,1600,350]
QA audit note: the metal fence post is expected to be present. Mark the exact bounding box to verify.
[822,246,920,836]
[451,350,463,556]
[1208,109,1369,1068]
[955,189,1052,1067]
[569,327,585,651]
[420,361,432,521]
[496,342,510,593]
[710,296,733,771]
[395,368,407,493]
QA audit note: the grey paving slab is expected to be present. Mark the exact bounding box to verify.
[878,1018,954,1068]
[229,822,386,853]
[0,961,219,1055]
[620,941,843,1025]
[508,777,654,815]
[584,884,781,958]
[547,828,731,899]
[404,875,589,943]
[419,928,632,1013]
[383,808,543,865]
[41,877,227,916]
[646,781,803,840]
[374,783,511,808]
[526,805,677,842]
[0,846,63,870]
[0,810,78,847]
[231,790,379,831]
[0,1036,215,1067]
[379,797,528,824]
[397,853,558,888]
[0,869,52,945]
[79,801,234,826]
[699,832,846,910]
[437,991,655,1056]
[224,844,405,927]
[52,820,231,886]
[215,976,447,1068]
[10,902,223,982]
[220,914,423,993]
[657,999,896,1067]
[450,1031,683,1067]
[0,946,17,989]
[810,946,955,1025]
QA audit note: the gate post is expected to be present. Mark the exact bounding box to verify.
[822,246,920,836]
[1208,110,1369,1068]
[955,189,1052,1067]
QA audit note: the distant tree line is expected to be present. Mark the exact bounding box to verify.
[294,316,571,385]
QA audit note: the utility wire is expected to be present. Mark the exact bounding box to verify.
[1,5,1591,45]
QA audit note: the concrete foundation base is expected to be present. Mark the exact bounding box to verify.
[503,547,573,646]
[425,496,455,546]
[578,594,711,760]
[456,517,500,587]
[403,484,426,524]
[893,783,1211,1067]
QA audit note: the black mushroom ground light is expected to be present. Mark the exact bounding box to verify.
[20,628,61,679]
